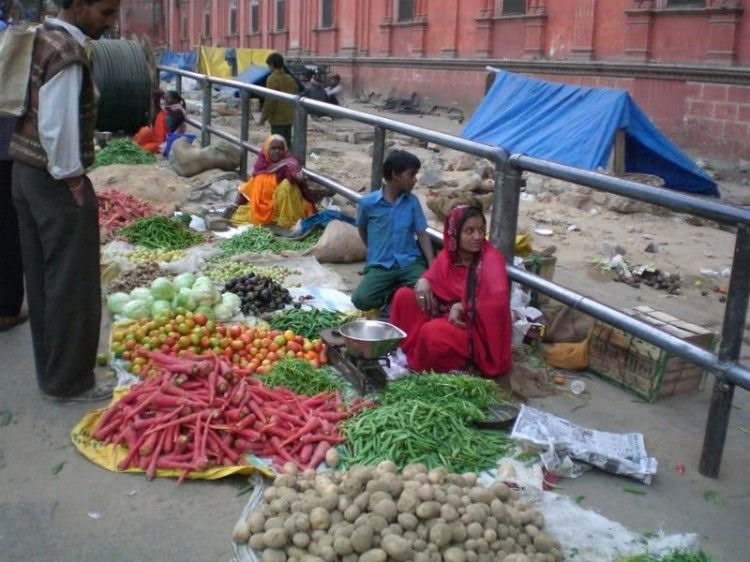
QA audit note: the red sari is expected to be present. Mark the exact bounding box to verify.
[389,206,512,378]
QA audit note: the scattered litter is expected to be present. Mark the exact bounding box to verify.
[87,511,103,520]
[675,462,685,474]
[589,208,599,215]
[511,405,658,483]
[567,224,580,232]
[721,267,731,277]
[127,490,138,497]
[622,486,648,496]
[535,227,554,236]
[699,268,720,277]
[0,410,12,427]
[703,490,723,505]
[51,462,65,475]
[569,380,586,395]
[520,192,536,202]
[644,242,659,253]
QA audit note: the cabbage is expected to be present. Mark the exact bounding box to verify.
[221,292,242,315]
[192,276,213,290]
[150,299,172,318]
[194,304,216,321]
[150,277,175,301]
[121,299,151,320]
[129,287,154,307]
[173,272,196,291]
[190,282,220,306]
[106,292,131,314]
[172,287,197,311]
[212,303,234,322]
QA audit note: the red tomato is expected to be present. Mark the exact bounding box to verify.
[193,313,207,326]
[273,335,287,347]
[231,339,244,351]
[240,333,252,345]
[215,325,227,336]
[294,335,304,345]
[283,330,295,341]
[229,325,242,338]
[223,346,234,358]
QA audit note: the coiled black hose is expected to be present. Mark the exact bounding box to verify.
[90,39,153,134]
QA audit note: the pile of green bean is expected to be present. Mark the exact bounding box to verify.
[381,372,504,420]
[340,400,512,472]
[118,216,204,250]
[93,138,156,168]
[218,227,323,256]
[264,358,343,395]
[269,309,350,340]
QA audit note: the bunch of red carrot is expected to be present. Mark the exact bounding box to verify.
[91,352,371,483]
[97,189,153,240]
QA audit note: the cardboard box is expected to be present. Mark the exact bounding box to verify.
[587,306,715,402]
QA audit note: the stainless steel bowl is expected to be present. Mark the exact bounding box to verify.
[337,320,407,359]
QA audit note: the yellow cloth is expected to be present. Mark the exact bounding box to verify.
[236,175,313,228]
[260,69,298,126]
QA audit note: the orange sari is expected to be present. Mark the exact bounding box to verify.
[133,111,168,153]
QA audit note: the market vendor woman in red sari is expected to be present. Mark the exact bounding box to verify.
[389,205,512,378]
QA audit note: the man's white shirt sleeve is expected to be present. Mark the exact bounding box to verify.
[38,63,84,179]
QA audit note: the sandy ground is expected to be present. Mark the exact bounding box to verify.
[1,99,748,561]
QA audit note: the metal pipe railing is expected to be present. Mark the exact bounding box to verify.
[161,65,749,477]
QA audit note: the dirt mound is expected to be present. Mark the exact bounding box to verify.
[88,163,190,212]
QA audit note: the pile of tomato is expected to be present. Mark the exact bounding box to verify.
[110,311,328,376]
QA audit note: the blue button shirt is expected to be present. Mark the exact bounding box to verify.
[356,189,428,268]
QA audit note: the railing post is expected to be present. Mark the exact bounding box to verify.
[239,90,251,180]
[371,126,386,191]
[292,104,308,165]
[201,78,212,146]
[699,224,750,477]
[489,161,522,261]
[175,74,182,96]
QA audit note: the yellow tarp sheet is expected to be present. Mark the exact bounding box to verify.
[197,46,274,78]
[71,388,274,481]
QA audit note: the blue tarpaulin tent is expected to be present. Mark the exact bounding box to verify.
[216,64,270,98]
[159,51,198,81]
[462,70,718,196]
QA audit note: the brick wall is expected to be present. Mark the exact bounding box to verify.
[684,83,750,158]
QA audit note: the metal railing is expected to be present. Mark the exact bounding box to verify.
[162,65,750,478]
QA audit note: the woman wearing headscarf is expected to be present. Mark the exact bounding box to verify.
[389,205,512,378]
[226,134,316,229]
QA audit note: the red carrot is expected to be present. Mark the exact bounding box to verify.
[305,441,332,470]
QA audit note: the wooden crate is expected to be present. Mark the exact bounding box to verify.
[587,306,715,402]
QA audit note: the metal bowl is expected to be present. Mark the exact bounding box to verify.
[337,320,407,359]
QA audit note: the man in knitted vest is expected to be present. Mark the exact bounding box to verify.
[9,0,119,401]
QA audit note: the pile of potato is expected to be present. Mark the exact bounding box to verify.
[233,461,563,562]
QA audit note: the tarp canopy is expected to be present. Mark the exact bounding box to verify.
[462,70,718,196]
[216,64,270,98]
[159,51,197,81]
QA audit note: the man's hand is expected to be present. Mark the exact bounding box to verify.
[64,176,85,207]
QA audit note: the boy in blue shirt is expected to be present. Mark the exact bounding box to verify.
[352,150,435,311]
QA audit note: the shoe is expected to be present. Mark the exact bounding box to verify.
[0,312,28,332]
[43,380,115,403]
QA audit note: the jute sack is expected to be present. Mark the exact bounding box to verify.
[169,138,241,177]
[0,25,38,117]
[303,220,366,263]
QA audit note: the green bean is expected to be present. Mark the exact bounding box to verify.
[269,309,351,339]
[118,216,204,250]
[264,358,342,395]
[218,226,323,256]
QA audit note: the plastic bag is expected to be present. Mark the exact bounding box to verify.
[159,243,222,274]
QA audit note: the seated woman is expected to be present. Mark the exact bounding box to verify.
[134,90,186,154]
[389,205,512,378]
[226,134,316,229]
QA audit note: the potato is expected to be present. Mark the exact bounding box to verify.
[440,504,459,522]
[398,512,418,531]
[484,528,498,543]
[502,554,530,562]
[414,553,431,562]
[318,545,336,561]
[270,497,290,514]
[532,532,560,553]
[413,538,427,551]
[262,549,287,562]
[373,499,398,522]
[292,532,310,548]
[288,546,306,560]
[232,519,252,543]
[265,517,284,531]
[337,496,351,512]
[402,463,428,480]
[263,528,288,549]
[358,548,387,562]
[300,556,325,562]
[274,474,296,488]
[465,504,488,524]
[264,487,279,502]
[428,522,451,547]
[332,536,354,555]
[248,511,267,533]
[317,491,338,511]
[476,537,489,553]
[344,504,361,522]
[350,525,374,553]
[427,468,447,485]
[466,550,479,562]
[468,487,494,504]
[325,447,341,468]
[342,555,358,562]
[369,514,389,533]
[518,533,531,547]
[417,483,435,501]
[443,547,466,562]
[310,507,331,531]
[248,533,265,550]
[397,489,419,513]
[415,501,441,519]
[467,522,484,539]
[381,534,414,561]
[354,491,371,510]
[449,521,467,542]
[446,494,462,508]
[368,490,391,510]
[377,460,398,474]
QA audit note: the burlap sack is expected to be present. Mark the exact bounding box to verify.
[169,139,241,177]
[540,302,595,343]
[426,189,493,221]
[303,220,366,263]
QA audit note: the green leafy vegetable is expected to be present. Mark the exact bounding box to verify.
[269,309,350,339]
[264,358,342,396]
[623,486,648,495]
[93,138,156,168]
[703,490,723,505]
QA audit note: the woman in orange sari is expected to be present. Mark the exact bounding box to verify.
[389,205,512,378]
[227,134,316,229]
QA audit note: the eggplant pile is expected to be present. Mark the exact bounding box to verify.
[224,272,292,316]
